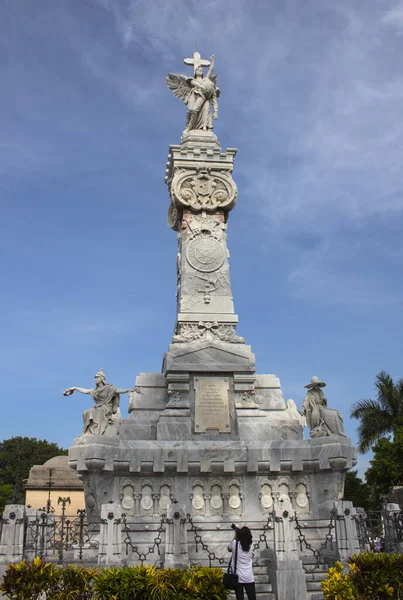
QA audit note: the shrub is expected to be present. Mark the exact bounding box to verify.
[322,552,403,600]
[350,552,403,599]
[0,557,60,600]
[321,561,356,600]
[0,560,228,600]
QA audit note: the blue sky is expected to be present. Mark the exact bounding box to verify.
[1,0,402,478]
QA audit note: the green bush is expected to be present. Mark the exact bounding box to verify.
[322,552,403,600]
[0,559,229,600]
[0,557,60,600]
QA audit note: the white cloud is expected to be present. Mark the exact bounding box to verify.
[381,1,403,30]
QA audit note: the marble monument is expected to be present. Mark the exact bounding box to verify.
[67,53,356,586]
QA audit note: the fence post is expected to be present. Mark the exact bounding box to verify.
[382,502,403,553]
[334,501,360,562]
[164,504,188,568]
[268,504,307,600]
[0,505,25,564]
[98,503,122,567]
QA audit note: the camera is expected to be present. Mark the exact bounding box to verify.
[231,523,240,534]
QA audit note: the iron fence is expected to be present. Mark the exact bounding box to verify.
[354,509,403,553]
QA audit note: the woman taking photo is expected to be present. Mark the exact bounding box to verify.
[228,526,256,600]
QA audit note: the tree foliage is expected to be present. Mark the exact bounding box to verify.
[0,437,67,508]
[365,426,403,505]
[343,470,374,511]
[350,371,403,453]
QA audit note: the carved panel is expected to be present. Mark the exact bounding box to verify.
[186,236,225,273]
[171,167,237,212]
[173,322,244,344]
[194,376,230,433]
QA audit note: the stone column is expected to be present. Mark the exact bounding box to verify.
[222,493,230,518]
[133,493,141,516]
[204,493,212,517]
[164,504,188,568]
[0,505,25,565]
[333,501,360,562]
[269,504,307,600]
[152,493,160,517]
[98,503,122,567]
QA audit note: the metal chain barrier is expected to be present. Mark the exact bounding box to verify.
[253,512,274,551]
[121,513,166,565]
[292,510,336,570]
[186,513,227,566]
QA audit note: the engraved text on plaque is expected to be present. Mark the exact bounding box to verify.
[194,376,230,433]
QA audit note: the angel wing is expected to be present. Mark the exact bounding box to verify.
[166,73,192,104]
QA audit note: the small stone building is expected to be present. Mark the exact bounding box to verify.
[25,455,84,516]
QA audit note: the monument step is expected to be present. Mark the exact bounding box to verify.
[307,581,325,592]
[307,593,324,600]
[228,592,274,600]
[306,571,328,581]
[254,574,271,584]
[253,565,271,574]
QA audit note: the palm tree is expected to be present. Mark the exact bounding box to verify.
[350,371,403,453]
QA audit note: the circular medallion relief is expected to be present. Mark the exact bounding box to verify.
[261,494,273,509]
[192,495,205,510]
[186,237,225,273]
[210,495,223,510]
[140,496,153,511]
[159,496,171,510]
[228,495,241,509]
[122,496,135,510]
[296,494,309,508]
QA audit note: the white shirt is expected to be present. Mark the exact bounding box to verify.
[228,539,254,584]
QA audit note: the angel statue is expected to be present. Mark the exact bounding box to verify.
[63,369,136,437]
[166,52,220,132]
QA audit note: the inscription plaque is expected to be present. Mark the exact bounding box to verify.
[194,376,230,433]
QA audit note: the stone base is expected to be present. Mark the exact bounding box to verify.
[269,560,307,600]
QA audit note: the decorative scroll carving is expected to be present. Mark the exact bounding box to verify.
[171,166,237,212]
[173,321,244,344]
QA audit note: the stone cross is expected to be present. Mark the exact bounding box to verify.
[184,51,210,74]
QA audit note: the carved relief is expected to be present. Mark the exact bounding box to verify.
[228,483,242,516]
[171,166,237,212]
[241,390,262,406]
[186,235,225,273]
[259,482,274,514]
[210,484,223,515]
[173,322,244,343]
[190,483,205,515]
[121,484,135,509]
[159,485,172,513]
[140,484,153,514]
[295,483,310,513]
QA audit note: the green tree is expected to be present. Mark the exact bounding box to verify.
[364,426,403,505]
[343,470,374,511]
[0,437,67,507]
[350,371,403,453]
[0,484,13,513]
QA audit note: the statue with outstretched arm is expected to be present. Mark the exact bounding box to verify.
[166,52,220,132]
[64,369,136,436]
